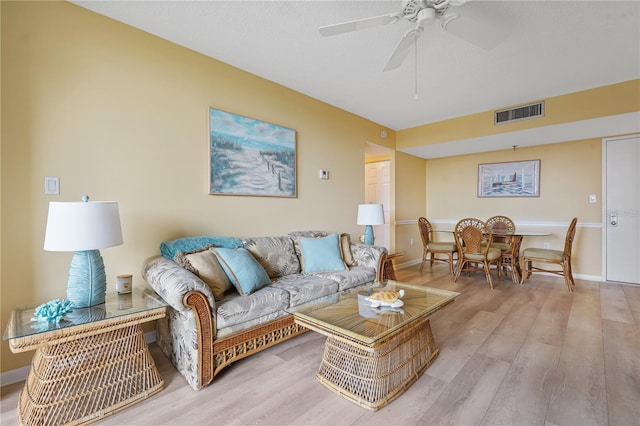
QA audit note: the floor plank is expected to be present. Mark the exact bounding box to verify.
[480,340,561,426]
[418,353,511,426]
[602,319,640,426]
[600,284,635,325]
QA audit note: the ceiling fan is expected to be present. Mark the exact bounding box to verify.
[319,0,507,71]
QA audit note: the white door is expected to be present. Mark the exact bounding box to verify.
[604,135,640,284]
[365,161,390,249]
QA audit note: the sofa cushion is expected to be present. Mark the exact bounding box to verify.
[271,273,340,307]
[315,265,377,291]
[242,236,300,278]
[160,236,243,260]
[216,286,290,329]
[299,233,347,274]
[174,246,232,301]
[212,247,272,296]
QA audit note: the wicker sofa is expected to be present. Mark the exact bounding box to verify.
[143,231,388,390]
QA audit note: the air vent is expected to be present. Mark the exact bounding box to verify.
[495,101,544,125]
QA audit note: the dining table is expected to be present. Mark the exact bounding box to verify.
[434,229,551,283]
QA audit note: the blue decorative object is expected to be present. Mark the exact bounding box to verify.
[363,225,375,245]
[67,249,107,308]
[32,299,74,323]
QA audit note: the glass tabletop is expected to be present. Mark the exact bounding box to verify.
[3,285,168,341]
[287,281,459,345]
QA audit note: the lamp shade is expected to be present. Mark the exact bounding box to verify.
[357,204,385,226]
[44,200,123,251]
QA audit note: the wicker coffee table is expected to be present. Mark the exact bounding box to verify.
[3,286,168,426]
[288,281,459,411]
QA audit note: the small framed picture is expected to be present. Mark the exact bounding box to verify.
[478,160,540,197]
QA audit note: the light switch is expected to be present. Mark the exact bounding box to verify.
[319,170,329,180]
[44,176,59,195]
[589,194,596,203]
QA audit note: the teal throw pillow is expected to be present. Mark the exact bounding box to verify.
[212,247,271,296]
[299,233,347,274]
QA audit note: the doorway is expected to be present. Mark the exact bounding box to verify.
[365,143,393,250]
[365,161,390,249]
[603,134,640,285]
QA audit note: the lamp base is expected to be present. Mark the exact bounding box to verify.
[67,250,107,308]
[363,225,375,245]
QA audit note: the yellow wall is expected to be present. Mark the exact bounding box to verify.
[398,80,639,148]
[0,1,396,372]
[394,152,426,261]
[423,139,604,277]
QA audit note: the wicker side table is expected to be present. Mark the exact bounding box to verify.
[3,287,168,426]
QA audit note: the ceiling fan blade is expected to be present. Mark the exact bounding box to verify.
[383,26,425,72]
[441,12,508,50]
[319,13,401,37]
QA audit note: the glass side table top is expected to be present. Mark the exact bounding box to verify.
[287,280,459,345]
[3,285,168,341]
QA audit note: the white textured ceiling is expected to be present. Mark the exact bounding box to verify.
[71,0,640,156]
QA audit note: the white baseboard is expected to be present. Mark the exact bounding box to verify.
[0,366,30,387]
[1,330,157,387]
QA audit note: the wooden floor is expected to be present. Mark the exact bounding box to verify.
[2,264,639,426]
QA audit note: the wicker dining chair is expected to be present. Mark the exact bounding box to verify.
[418,217,457,274]
[486,215,516,280]
[453,218,502,289]
[520,217,578,292]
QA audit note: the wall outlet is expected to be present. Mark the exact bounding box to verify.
[410,238,414,246]
[589,194,597,203]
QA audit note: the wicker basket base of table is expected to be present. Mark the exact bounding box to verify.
[315,316,437,411]
[18,323,163,426]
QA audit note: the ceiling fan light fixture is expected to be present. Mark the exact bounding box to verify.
[417,8,436,25]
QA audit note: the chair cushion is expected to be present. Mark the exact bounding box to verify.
[490,242,511,251]
[429,242,457,252]
[465,247,502,262]
[523,248,564,262]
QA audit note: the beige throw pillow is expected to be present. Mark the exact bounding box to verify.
[340,233,355,266]
[175,246,232,301]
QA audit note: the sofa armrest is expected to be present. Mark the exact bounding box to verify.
[350,243,388,280]
[143,256,216,313]
[183,290,215,388]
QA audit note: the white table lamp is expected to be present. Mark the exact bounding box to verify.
[44,195,123,308]
[357,203,385,245]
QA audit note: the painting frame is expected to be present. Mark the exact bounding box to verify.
[478,160,540,198]
[209,107,297,198]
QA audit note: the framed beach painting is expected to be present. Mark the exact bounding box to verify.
[209,108,297,197]
[478,160,540,197]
